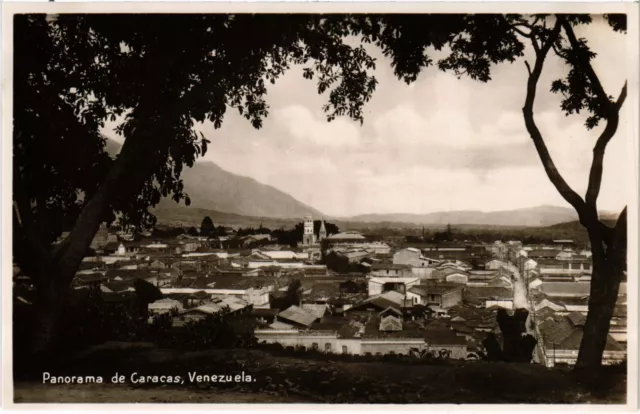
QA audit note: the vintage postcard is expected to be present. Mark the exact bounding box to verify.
[2,2,638,412]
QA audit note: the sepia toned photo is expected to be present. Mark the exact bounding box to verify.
[2,3,638,409]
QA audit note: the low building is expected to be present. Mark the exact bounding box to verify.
[464,286,514,310]
[393,248,438,267]
[537,313,625,367]
[148,298,184,315]
[370,263,413,278]
[277,305,318,329]
[406,284,463,309]
[484,259,508,270]
[173,296,251,326]
[368,277,420,296]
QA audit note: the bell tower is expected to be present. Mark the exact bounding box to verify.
[319,218,327,241]
[302,215,315,245]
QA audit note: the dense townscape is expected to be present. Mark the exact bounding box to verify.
[13,214,627,368]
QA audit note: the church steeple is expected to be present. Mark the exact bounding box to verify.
[319,218,327,241]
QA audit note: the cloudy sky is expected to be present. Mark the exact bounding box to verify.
[105,16,633,218]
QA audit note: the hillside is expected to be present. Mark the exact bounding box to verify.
[159,161,323,219]
[13,343,626,404]
[103,137,322,220]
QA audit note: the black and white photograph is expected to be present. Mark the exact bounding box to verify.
[2,2,638,409]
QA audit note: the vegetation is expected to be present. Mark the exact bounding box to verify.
[199,216,216,237]
[14,345,627,403]
[323,251,368,274]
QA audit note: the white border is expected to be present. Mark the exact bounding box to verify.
[2,2,638,413]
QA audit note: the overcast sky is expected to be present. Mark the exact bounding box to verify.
[104,16,632,217]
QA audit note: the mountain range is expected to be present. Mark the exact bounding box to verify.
[343,206,587,228]
[103,137,617,228]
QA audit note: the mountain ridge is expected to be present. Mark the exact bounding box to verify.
[103,136,323,219]
[101,136,619,227]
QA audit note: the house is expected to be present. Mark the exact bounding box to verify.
[536,282,590,298]
[346,291,408,314]
[173,296,251,326]
[148,298,184,315]
[378,308,403,332]
[301,303,332,320]
[393,248,438,267]
[537,313,625,367]
[406,284,463,309]
[326,232,367,244]
[532,297,566,313]
[277,305,318,328]
[258,250,307,260]
[527,249,562,260]
[337,249,372,263]
[466,270,501,286]
[444,271,469,284]
[369,263,412,278]
[368,277,420,296]
[528,277,543,290]
[485,259,507,270]
[536,258,592,275]
[464,286,514,310]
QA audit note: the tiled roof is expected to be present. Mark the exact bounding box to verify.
[302,304,330,319]
[464,286,514,300]
[539,282,590,296]
[371,263,411,271]
[379,315,403,331]
[410,284,462,296]
[278,305,317,327]
[567,312,586,327]
[539,315,624,352]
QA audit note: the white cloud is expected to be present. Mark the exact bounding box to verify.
[276,105,361,149]
[101,17,632,218]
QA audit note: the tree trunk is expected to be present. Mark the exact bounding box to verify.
[30,275,67,355]
[575,209,627,371]
[25,129,166,354]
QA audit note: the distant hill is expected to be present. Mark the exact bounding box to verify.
[103,137,323,220]
[103,137,619,228]
[158,161,323,219]
[344,205,585,227]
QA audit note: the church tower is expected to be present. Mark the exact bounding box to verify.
[302,215,315,245]
[319,218,327,242]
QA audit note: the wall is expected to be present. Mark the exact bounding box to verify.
[445,274,468,284]
[441,289,463,309]
[393,249,420,266]
[411,267,435,279]
[360,339,426,355]
[485,261,506,270]
[255,330,363,354]
[425,344,467,359]
[370,268,411,278]
[485,299,514,310]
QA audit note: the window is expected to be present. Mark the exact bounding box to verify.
[342,346,348,354]
[584,263,591,270]
[312,343,319,350]
[325,343,332,352]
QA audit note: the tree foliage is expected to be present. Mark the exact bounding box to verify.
[200,216,215,237]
